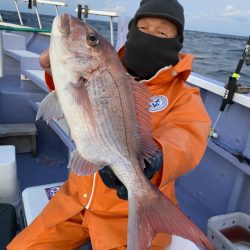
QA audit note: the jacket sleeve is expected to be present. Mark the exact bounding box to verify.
[44,72,55,91]
[152,87,211,186]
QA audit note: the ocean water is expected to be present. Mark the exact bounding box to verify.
[1,10,250,86]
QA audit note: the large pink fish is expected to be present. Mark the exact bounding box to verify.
[37,14,214,250]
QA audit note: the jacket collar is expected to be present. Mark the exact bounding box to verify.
[118,46,194,86]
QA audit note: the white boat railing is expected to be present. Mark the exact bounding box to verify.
[0,32,3,77]
[14,0,24,25]
[23,0,68,28]
[1,1,118,46]
[24,0,68,7]
[1,0,67,29]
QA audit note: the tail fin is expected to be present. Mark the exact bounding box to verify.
[127,185,214,250]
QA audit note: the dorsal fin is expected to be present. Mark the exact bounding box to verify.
[129,76,161,166]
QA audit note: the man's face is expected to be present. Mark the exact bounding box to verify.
[136,17,178,38]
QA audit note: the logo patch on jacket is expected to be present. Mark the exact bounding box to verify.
[149,95,168,112]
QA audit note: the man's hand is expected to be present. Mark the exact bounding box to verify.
[99,151,163,200]
[39,48,51,75]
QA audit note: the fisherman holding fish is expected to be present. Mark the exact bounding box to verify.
[8,0,213,249]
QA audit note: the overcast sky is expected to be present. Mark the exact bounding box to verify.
[1,0,249,36]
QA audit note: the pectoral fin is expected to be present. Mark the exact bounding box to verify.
[68,149,103,176]
[36,90,64,123]
[67,81,96,131]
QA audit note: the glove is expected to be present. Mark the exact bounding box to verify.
[99,151,163,200]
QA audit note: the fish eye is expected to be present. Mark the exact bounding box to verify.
[86,33,99,47]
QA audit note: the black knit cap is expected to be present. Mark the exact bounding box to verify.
[132,0,184,43]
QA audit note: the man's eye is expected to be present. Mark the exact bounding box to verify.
[158,31,169,38]
[138,26,147,30]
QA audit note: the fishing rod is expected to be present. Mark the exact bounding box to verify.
[220,35,250,112]
[208,36,250,142]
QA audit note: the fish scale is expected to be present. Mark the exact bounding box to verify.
[87,72,134,158]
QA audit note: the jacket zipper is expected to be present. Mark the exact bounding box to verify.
[85,173,97,209]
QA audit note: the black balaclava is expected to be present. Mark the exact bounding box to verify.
[123,0,184,80]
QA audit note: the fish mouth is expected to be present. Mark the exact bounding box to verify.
[59,13,70,34]
[58,14,86,35]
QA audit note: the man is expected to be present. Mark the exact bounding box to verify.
[8,0,211,249]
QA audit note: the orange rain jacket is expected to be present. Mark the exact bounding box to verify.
[37,50,211,249]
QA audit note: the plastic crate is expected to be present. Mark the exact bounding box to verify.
[207,212,250,250]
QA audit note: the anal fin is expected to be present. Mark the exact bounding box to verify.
[68,149,102,176]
